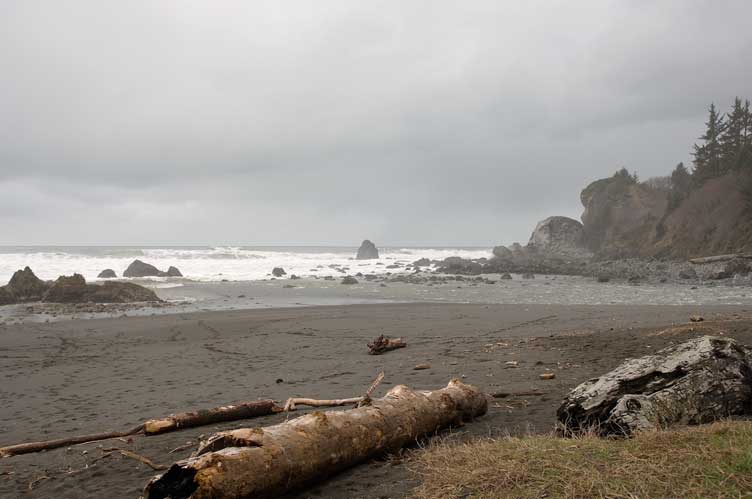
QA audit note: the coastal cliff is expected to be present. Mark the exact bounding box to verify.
[581,170,752,259]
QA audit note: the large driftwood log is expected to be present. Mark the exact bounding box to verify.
[557,336,752,436]
[367,334,407,354]
[144,379,487,499]
[143,400,279,435]
[689,253,752,264]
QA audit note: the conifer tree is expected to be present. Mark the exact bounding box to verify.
[692,103,726,182]
[720,97,747,170]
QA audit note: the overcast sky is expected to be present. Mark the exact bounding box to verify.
[1,1,751,246]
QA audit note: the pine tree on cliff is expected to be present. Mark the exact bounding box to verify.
[692,103,726,182]
[720,97,750,170]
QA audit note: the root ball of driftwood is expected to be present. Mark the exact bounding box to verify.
[367,334,406,354]
[557,336,752,436]
[144,379,487,499]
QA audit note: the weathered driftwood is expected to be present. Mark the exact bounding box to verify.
[0,424,144,458]
[557,336,752,436]
[144,379,487,499]
[689,253,752,264]
[367,334,407,354]
[143,400,279,435]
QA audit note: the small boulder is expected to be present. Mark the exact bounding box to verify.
[412,258,431,267]
[123,260,162,278]
[356,240,379,260]
[679,268,698,279]
[341,276,359,285]
[97,269,117,279]
[522,272,535,280]
[166,266,183,277]
[724,259,751,277]
[500,273,513,280]
[596,274,611,283]
[492,245,513,259]
[272,267,286,277]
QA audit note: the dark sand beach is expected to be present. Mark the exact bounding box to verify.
[2,302,751,498]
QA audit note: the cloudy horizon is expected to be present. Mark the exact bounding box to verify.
[2,1,751,246]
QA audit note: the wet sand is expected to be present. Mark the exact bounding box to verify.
[1,302,752,498]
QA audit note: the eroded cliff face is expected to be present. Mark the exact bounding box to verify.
[580,171,752,259]
[580,176,667,258]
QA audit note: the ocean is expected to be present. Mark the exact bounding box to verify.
[0,246,491,284]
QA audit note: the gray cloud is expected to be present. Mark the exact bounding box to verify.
[1,0,751,245]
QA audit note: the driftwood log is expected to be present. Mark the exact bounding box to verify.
[557,336,752,436]
[0,424,145,458]
[144,379,487,499]
[689,253,752,264]
[143,400,279,435]
[367,334,407,354]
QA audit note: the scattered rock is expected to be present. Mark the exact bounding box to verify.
[412,258,431,267]
[690,315,704,322]
[272,267,286,278]
[679,268,698,280]
[500,273,513,280]
[166,266,183,277]
[123,259,163,278]
[97,269,117,279]
[43,274,89,303]
[341,276,358,285]
[725,259,751,277]
[413,363,431,370]
[596,274,611,283]
[356,240,379,260]
[522,272,535,280]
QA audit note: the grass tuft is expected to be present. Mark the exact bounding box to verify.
[410,420,752,499]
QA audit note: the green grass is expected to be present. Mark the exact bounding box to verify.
[410,421,752,499]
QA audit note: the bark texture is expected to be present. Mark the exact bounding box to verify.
[557,336,752,436]
[144,379,487,499]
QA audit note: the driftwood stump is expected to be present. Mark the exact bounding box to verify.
[367,334,406,354]
[557,336,752,436]
[144,379,487,499]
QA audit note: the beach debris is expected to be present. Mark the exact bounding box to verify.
[414,363,431,370]
[0,424,146,458]
[102,447,168,471]
[505,361,519,368]
[143,399,279,435]
[539,373,556,380]
[557,336,752,436]
[367,334,407,355]
[690,315,704,322]
[144,379,487,499]
[491,390,545,399]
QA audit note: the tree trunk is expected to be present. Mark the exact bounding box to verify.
[0,425,145,458]
[144,379,487,499]
[557,336,752,436]
[143,400,280,435]
[367,334,407,354]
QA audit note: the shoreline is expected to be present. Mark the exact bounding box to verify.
[2,302,751,498]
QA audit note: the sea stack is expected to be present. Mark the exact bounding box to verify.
[356,240,379,260]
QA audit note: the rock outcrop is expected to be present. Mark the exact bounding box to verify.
[5,267,49,302]
[123,260,182,278]
[0,268,160,305]
[356,240,379,260]
[557,336,752,436]
[97,269,117,278]
[341,276,358,285]
[272,267,286,278]
[43,274,89,303]
[527,216,591,258]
